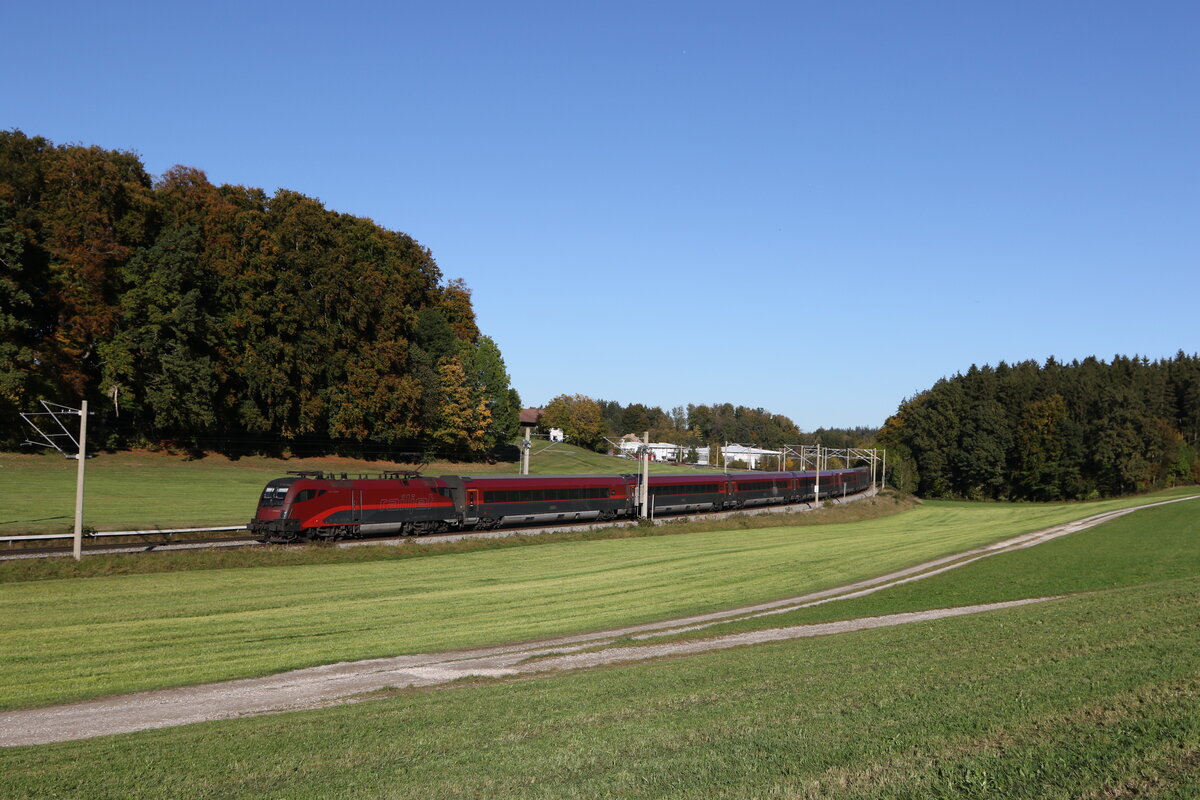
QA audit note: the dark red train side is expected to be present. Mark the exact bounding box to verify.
[249,466,874,542]
[647,468,872,515]
[250,471,458,540]
[454,474,635,530]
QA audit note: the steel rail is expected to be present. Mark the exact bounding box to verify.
[0,525,248,543]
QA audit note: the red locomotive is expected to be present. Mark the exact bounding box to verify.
[250,466,872,542]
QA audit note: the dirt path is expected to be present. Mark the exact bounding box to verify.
[2,494,1194,747]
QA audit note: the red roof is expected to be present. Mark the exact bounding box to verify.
[519,408,543,426]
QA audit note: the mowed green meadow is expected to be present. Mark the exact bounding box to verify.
[0,489,1194,713]
[0,444,696,535]
[1,494,1198,797]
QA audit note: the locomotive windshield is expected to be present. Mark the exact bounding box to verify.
[258,478,297,508]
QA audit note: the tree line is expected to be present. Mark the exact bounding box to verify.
[538,394,876,458]
[0,130,519,458]
[880,354,1200,499]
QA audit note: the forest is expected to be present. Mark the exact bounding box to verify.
[0,131,519,458]
[880,354,1200,500]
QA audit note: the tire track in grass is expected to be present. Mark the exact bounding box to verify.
[0,598,1052,746]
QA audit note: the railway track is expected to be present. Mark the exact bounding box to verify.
[0,489,875,561]
[0,535,263,560]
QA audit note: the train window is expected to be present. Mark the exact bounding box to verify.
[479,486,618,503]
[258,485,291,507]
[652,484,714,496]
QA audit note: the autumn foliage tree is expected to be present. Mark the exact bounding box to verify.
[541,394,605,450]
[0,131,519,458]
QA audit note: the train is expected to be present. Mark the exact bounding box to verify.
[249,465,874,542]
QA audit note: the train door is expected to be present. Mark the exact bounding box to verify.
[351,489,364,523]
[467,488,479,517]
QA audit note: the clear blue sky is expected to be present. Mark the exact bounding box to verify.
[5,1,1197,430]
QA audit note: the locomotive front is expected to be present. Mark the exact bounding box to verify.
[248,476,302,540]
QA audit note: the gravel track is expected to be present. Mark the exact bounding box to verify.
[2,494,1195,747]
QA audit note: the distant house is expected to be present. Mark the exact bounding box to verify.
[616,440,686,462]
[720,444,783,470]
[615,441,781,469]
[517,408,565,443]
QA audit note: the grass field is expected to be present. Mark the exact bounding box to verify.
[0,490,1194,713]
[598,493,1200,648]
[1,494,1197,797]
[0,443,698,535]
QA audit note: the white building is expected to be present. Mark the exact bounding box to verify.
[719,444,784,470]
[615,441,783,469]
[616,440,689,462]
